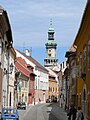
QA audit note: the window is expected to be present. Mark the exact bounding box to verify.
[25,81,27,88]
[49,87,50,91]
[25,96,27,102]
[48,54,51,57]
[48,34,54,39]
[84,47,86,73]
[22,81,24,87]
[56,88,57,92]
[53,87,54,92]
[61,64,62,70]
[79,53,82,76]
[51,87,52,92]
[88,40,90,70]
[63,62,64,68]
[19,96,21,102]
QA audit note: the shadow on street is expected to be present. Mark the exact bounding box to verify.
[47,102,68,120]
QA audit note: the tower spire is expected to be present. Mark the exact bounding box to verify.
[48,18,54,33]
[50,18,52,28]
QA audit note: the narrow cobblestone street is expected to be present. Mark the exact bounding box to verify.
[19,103,68,120]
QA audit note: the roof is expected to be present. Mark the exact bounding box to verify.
[0,5,13,45]
[45,67,57,77]
[10,48,16,60]
[65,45,76,58]
[46,40,57,46]
[68,45,77,52]
[49,74,55,78]
[16,50,48,73]
[48,27,54,33]
[15,57,36,77]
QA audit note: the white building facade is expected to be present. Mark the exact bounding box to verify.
[0,6,13,107]
[15,49,49,104]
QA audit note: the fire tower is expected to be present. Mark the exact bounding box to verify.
[44,20,58,67]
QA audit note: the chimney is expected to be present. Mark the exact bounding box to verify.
[25,49,30,56]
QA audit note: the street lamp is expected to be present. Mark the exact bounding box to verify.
[4,63,14,74]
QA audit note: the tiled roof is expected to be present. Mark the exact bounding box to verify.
[16,57,27,68]
[16,50,48,73]
[15,57,35,77]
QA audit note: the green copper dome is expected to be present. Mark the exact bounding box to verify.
[45,40,57,49]
[48,40,56,44]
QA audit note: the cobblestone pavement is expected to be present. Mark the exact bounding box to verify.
[19,103,68,120]
[46,103,68,120]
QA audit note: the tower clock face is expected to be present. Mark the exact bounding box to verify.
[48,49,51,53]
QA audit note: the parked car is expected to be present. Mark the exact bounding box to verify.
[17,102,26,110]
[1,107,19,120]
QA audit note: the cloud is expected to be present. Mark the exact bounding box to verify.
[1,0,87,48]
[3,0,85,19]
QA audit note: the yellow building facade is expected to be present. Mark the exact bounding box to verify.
[48,75,58,102]
[73,1,90,119]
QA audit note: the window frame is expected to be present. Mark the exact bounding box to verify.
[88,40,90,70]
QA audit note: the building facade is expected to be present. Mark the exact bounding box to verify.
[0,5,13,107]
[15,57,30,105]
[73,1,90,119]
[15,49,49,104]
[65,46,77,107]
[15,57,36,105]
[46,67,59,101]
[48,74,58,102]
[65,1,90,119]
[59,61,67,108]
[8,48,16,107]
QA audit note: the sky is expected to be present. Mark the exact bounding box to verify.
[0,0,87,65]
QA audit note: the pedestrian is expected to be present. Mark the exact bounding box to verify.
[39,98,41,103]
[67,104,77,120]
[76,107,84,120]
[65,104,67,111]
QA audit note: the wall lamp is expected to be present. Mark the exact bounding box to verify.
[4,63,14,74]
